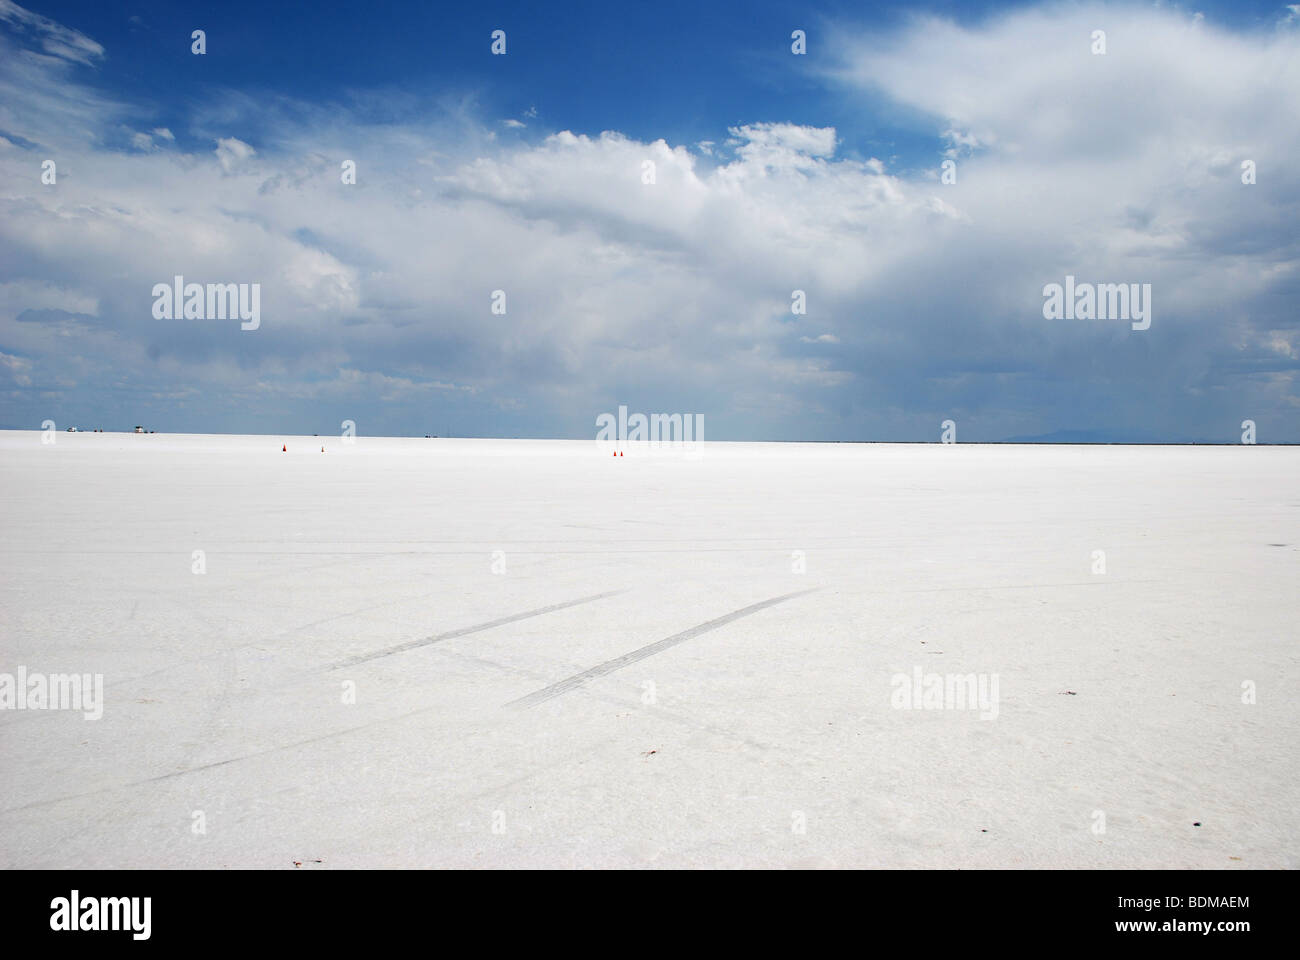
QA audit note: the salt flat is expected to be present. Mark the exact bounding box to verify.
[0,430,1295,868]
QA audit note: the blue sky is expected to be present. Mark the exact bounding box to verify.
[1,0,1298,440]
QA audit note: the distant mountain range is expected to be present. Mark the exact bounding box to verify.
[1001,429,1203,444]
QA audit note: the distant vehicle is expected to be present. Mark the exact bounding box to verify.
[66,426,78,432]
[134,426,145,433]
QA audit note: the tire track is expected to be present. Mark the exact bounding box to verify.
[507,588,820,709]
[326,589,626,670]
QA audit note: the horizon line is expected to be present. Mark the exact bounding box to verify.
[3,428,1291,447]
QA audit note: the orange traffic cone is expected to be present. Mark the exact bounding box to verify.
[282,444,286,452]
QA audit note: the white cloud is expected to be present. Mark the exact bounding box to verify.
[0,0,103,65]
[0,2,1297,439]
[0,349,33,386]
[726,122,837,173]
[214,137,256,174]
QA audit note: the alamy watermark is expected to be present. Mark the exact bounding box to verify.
[0,667,103,719]
[891,667,999,720]
[50,891,150,940]
[152,275,260,330]
[1042,275,1150,330]
[596,404,703,457]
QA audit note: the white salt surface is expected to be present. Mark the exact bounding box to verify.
[0,430,1296,868]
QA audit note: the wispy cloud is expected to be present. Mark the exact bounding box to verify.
[0,0,103,65]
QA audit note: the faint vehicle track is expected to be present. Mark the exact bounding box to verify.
[507,588,819,708]
[327,589,627,669]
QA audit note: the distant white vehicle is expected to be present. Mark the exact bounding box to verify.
[134,426,145,433]
[66,426,77,432]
